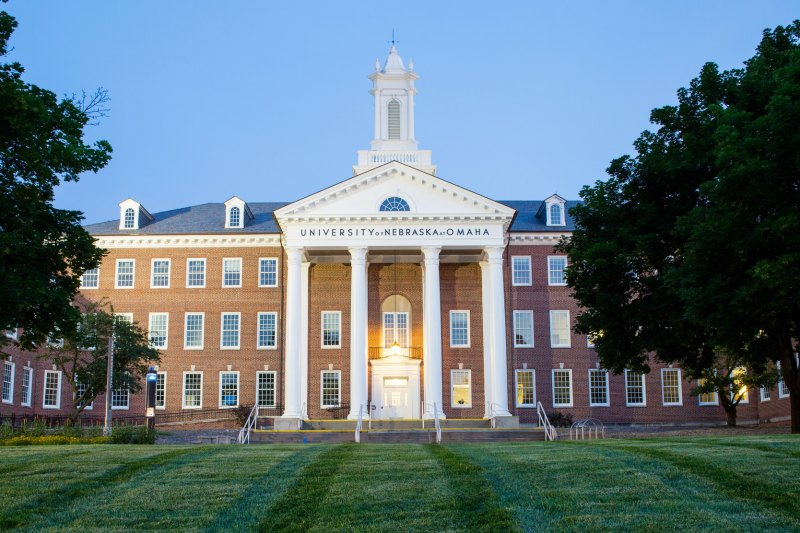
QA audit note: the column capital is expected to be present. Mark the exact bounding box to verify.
[484,246,505,264]
[348,246,369,264]
[285,246,305,261]
[421,246,442,264]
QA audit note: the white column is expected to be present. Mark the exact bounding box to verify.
[373,89,381,141]
[282,246,304,419]
[348,246,369,419]
[408,88,416,141]
[486,246,512,417]
[299,261,310,418]
[479,260,494,419]
[422,246,445,419]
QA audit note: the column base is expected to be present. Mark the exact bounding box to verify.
[347,411,371,421]
[491,415,520,428]
[422,410,447,420]
[275,417,303,430]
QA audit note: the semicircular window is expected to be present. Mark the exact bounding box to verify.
[380,197,410,212]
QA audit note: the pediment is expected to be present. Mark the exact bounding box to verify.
[274,162,516,226]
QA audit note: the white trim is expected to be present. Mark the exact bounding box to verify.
[547,255,568,286]
[624,369,647,407]
[220,312,241,350]
[258,257,279,288]
[93,234,283,249]
[222,257,243,288]
[511,256,532,286]
[111,385,130,410]
[731,367,749,404]
[449,310,471,348]
[588,368,610,407]
[256,312,278,350]
[184,312,205,350]
[256,370,277,407]
[660,368,683,406]
[219,370,240,408]
[150,258,171,288]
[450,368,472,408]
[321,311,342,349]
[2,360,15,404]
[508,233,570,245]
[114,259,136,289]
[512,310,534,348]
[21,366,33,407]
[697,378,719,406]
[549,310,572,348]
[382,311,410,349]
[80,267,100,289]
[42,369,62,409]
[320,369,341,408]
[551,368,573,408]
[148,312,169,350]
[186,258,206,288]
[760,386,771,402]
[182,371,203,409]
[514,369,536,408]
[156,371,167,410]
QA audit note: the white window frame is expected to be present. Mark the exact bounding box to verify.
[552,369,573,408]
[220,312,241,350]
[156,371,166,410]
[514,369,536,408]
[760,386,771,402]
[222,257,242,288]
[228,205,242,228]
[115,259,136,289]
[661,368,683,406]
[511,256,532,286]
[546,201,566,226]
[184,312,205,350]
[450,369,472,408]
[80,267,100,289]
[5,328,17,341]
[111,384,129,410]
[382,311,410,349]
[258,258,279,288]
[257,312,278,350]
[547,256,568,286]
[219,371,240,408]
[150,258,171,288]
[449,310,471,348]
[588,368,610,407]
[148,312,169,349]
[321,311,342,349]
[2,360,15,404]
[182,371,203,409]
[320,370,341,408]
[43,369,62,409]
[513,310,534,348]
[625,369,647,407]
[778,362,790,398]
[731,367,749,404]
[549,310,572,348]
[256,371,276,407]
[21,366,33,407]
[74,379,93,410]
[697,378,719,405]
[186,258,206,288]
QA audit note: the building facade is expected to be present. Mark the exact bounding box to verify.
[1,45,792,426]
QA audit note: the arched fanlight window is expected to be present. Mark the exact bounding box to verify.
[123,208,135,229]
[550,203,562,226]
[229,206,241,228]
[380,197,410,212]
[387,99,401,140]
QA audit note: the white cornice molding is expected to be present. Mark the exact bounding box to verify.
[93,234,282,249]
[283,214,511,224]
[508,232,572,245]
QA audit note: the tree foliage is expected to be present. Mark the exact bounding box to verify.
[0,10,112,352]
[559,21,800,431]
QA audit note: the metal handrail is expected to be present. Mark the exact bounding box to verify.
[237,403,260,444]
[433,402,442,444]
[570,418,605,440]
[355,405,363,443]
[536,401,558,441]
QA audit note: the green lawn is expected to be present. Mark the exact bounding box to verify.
[1,436,798,532]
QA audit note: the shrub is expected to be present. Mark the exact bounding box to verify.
[1,435,109,446]
[109,425,156,444]
[0,420,14,439]
[548,411,574,428]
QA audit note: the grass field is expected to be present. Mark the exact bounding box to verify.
[1,436,798,532]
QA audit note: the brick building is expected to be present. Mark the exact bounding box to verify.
[1,44,791,427]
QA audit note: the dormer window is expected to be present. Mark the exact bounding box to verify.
[550,204,562,226]
[380,196,410,212]
[224,196,252,229]
[543,194,567,227]
[229,206,240,228]
[123,208,135,229]
[118,198,153,230]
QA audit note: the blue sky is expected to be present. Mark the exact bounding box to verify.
[5,1,799,224]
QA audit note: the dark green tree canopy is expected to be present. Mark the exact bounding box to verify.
[0,10,111,351]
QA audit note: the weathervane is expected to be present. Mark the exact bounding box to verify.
[389,29,399,47]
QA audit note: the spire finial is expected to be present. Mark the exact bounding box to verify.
[389,28,399,48]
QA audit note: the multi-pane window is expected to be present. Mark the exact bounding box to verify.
[697,379,718,405]
[778,363,790,398]
[451,369,472,407]
[552,369,573,407]
[222,258,242,287]
[74,381,93,410]
[760,386,771,402]
[184,313,204,349]
[515,369,536,407]
[661,368,682,406]
[625,370,646,406]
[321,370,341,408]
[731,367,748,404]
[2,361,14,404]
[450,311,470,347]
[220,371,239,407]
[259,258,278,287]
[5,328,17,340]
[148,313,168,349]
[43,370,61,409]
[21,367,32,407]
[513,311,534,347]
[115,259,135,288]
[186,259,206,288]
[123,207,135,229]
[220,313,240,349]
[112,386,129,409]
[549,203,563,225]
[321,311,341,348]
[257,312,277,349]
[549,310,571,348]
[151,259,170,288]
[156,372,166,409]
[548,256,567,286]
[229,206,241,228]
[81,268,99,289]
[589,369,610,406]
[183,372,203,409]
[383,312,409,348]
[511,256,532,286]
[257,371,276,407]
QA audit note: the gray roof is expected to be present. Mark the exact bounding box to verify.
[84,200,579,235]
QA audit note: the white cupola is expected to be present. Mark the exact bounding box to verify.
[118,198,153,230]
[354,43,435,175]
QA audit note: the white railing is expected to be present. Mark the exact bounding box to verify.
[537,401,557,441]
[570,418,605,440]
[433,402,442,444]
[237,403,260,444]
[354,404,364,443]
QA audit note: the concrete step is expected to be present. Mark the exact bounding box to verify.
[300,418,493,431]
[248,428,546,444]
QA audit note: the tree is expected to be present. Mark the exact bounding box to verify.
[44,300,161,425]
[559,21,800,432]
[0,9,112,353]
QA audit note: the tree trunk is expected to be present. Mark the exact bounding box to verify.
[724,405,737,427]
[778,349,799,434]
[791,388,799,434]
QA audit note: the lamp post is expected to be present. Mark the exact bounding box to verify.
[145,366,158,431]
[103,332,114,436]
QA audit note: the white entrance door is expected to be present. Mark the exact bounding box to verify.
[382,377,410,418]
